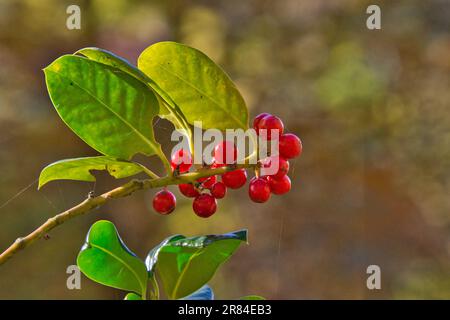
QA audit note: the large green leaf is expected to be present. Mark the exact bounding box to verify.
[145,229,247,299]
[77,220,148,297]
[138,41,249,130]
[145,234,184,277]
[38,156,144,189]
[75,47,190,132]
[44,55,161,160]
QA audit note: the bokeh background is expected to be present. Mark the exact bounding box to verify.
[1,0,450,299]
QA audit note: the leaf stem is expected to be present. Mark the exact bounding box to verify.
[155,146,173,177]
[152,87,194,156]
[159,99,194,155]
[137,164,160,180]
[149,276,160,300]
[142,285,147,301]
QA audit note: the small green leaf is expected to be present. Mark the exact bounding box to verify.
[240,295,266,300]
[181,285,214,300]
[77,220,148,297]
[124,293,142,300]
[44,55,161,160]
[138,41,248,130]
[145,229,247,299]
[76,47,190,133]
[38,156,144,189]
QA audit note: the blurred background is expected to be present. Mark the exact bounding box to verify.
[1,0,450,299]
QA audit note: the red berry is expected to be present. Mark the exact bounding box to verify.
[193,194,217,218]
[253,113,270,130]
[258,115,284,140]
[197,175,217,189]
[248,177,271,203]
[170,149,192,173]
[268,175,291,195]
[260,156,289,179]
[211,182,227,199]
[178,183,200,198]
[222,169,247,189]
[214,140,237,165]
[152,190,176,214]
[279,133,302,159]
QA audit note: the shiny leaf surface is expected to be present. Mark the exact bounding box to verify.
[44,55,161,159]
[146,229,247,299]
[77,220,148,296]
[76,47,190,132]
[138,41,248,130]
[181,285,214,300]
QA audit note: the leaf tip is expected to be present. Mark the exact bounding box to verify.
[234,229,248,243]
[37,171,47,190]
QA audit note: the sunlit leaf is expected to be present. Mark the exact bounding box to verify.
[76,47,190,132]
[44,55,161,160]
[38,156,144,189]
[138,41,248,130]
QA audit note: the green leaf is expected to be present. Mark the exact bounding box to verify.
[124,293,142,300]
[75,47,149,84]
[181,285,214,300]
[76,47,190,132]
[138,41,248,130]
[145,229,247,299]
[145,235,184,277]
[38,156,144,189]
[44,55,161,160]
[240,295,266,300]
[77,220,148,297]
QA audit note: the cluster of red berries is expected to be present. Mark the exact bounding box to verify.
[249,113,301,203]
[152,113,302,218]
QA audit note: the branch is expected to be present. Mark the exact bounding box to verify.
[0,163,256,266]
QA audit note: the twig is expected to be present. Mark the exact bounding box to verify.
[0,163,255,266]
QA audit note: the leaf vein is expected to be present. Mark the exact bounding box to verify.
[46,68,158,156]
[153,63,246,129]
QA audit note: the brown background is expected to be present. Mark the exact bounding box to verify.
[0,0,449,299]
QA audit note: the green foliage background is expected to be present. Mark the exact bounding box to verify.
[0,0,450,298]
